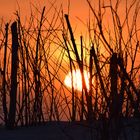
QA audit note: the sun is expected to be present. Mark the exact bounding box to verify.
[64,69,90,91]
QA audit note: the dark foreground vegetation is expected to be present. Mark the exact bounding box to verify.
[0,120,139,140]
[0,0,140,139]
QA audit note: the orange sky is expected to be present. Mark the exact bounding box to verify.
[0,0,140,122]
[0,0,91,39]
[0,0,137,18]
[0,0,139,65]
[0,0,88,21]
[1,0,139,60]
[1,0,139,33]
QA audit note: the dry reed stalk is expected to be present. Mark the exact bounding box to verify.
[80,36,84,121]
[33,7,45,124]
[2,23,9,126]
[7,22,19,129]
[65,14,94,122]
[110,53,118,118]
[63,34,76,121]
[90,45,109,107]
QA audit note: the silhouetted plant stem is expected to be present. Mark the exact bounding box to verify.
[65,14,93,122]
[90,45,109,107]
[109,53,119,140]
[86,0,113,54]
[2,23,9,126]
[33,7,45,124]
[110,53,119,119]
[89,46,93,109]
[63,34,76,121]
[117,55,140,116]
[18,18,29,126]
[80,36,84,121]
[7,21,19,129]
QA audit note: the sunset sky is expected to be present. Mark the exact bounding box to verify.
[0,0,139,69]
[1,0,139,35]
[0,0,140,125]
[0,0,139,65]
[0,0,139,29]
[0,0,88,21]
[0,0,92,41]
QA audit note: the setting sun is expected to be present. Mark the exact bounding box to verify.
[64,69,90,91]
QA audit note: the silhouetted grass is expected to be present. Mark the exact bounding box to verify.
[0,0,140,139]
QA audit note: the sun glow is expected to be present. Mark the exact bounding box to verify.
[64,69,90,91]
